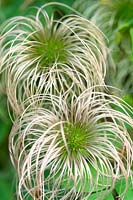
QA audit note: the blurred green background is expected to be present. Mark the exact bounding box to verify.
[0,0,132,199]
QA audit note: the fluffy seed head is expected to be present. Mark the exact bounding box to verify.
[0,3,107,115]
[9,87,133,199]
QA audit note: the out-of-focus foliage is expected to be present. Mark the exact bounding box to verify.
[0,94,14,199]
[0,0,75,23]
[74,0,133,93]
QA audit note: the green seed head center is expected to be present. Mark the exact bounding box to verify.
[64,123,89,153]
[29,34,67,67]
[41,38,66,63]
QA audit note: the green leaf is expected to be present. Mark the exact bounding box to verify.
[124,189,133,200]
[88,192,113,200]
[115,32,122,44]
[115,177,133,200]
[118,19,133,32]
[122,95,133,107]
[130,28,133,61]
